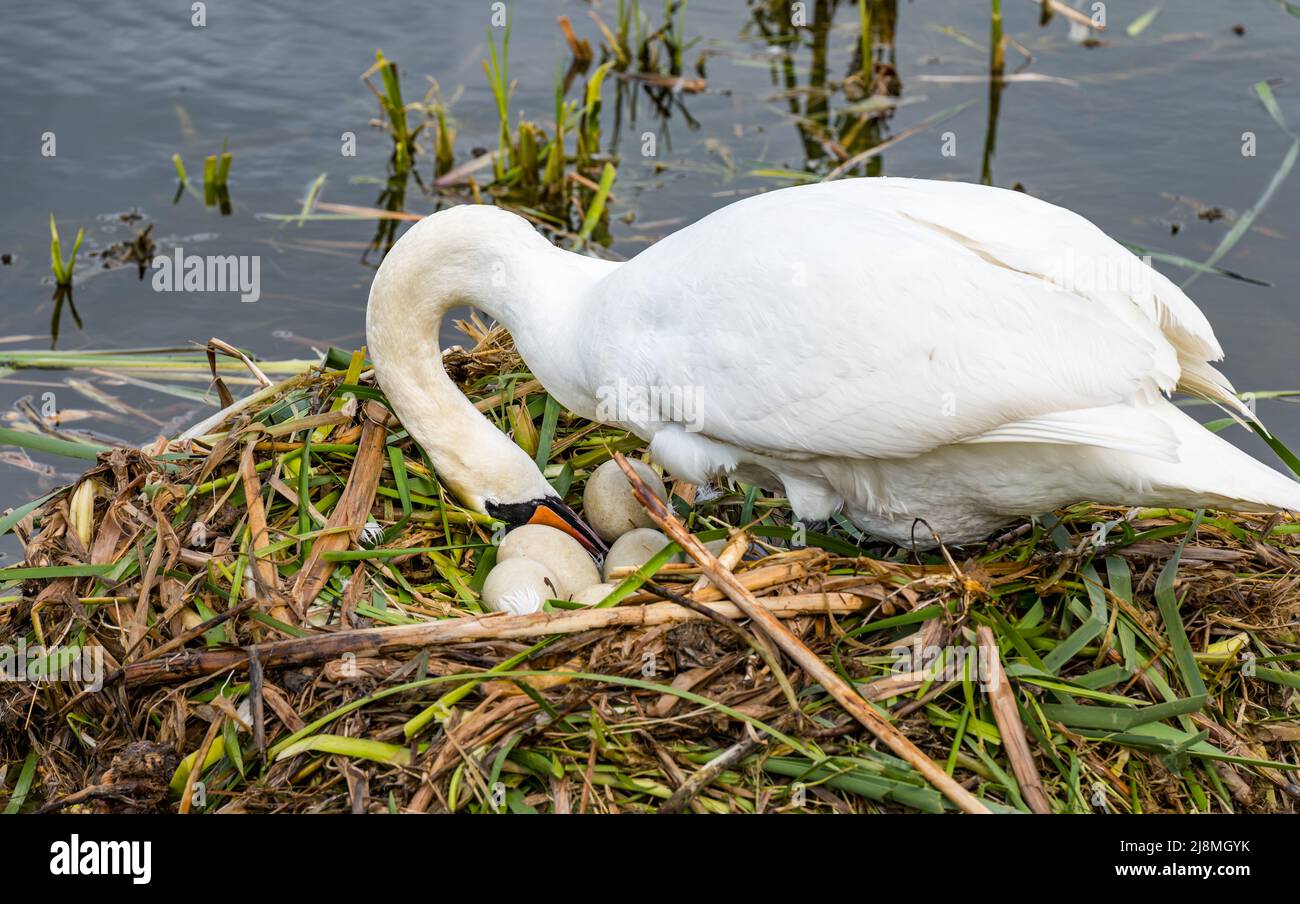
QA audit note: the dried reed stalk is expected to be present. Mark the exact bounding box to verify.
[291,401,389,608]
[977,625,1052,813]
[119,592,869,687]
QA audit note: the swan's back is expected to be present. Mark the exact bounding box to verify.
[584,178,1241,465]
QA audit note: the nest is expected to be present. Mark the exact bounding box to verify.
[2,327,1300,814]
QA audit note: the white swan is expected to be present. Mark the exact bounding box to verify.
[366,177,1300,547]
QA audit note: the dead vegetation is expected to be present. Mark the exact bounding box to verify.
[2,326,1300,814]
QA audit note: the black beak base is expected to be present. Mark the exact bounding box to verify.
[486,497,609,559]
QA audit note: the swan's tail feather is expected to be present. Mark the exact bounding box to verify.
[1127,402,1300,513]
[1177,359,1260,430]
[962,405,1180,461]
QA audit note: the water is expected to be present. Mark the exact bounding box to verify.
[1,0,1298,561]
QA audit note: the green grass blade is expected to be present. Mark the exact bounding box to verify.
[276,734,413,766]
[1121,242,1270,286]
[1041,564,1107,673]
[534,394,561,470]
[0,564,116,580]
[48,213,65,283]
[0,491,59,538]
[388,445,412,517]
[1255,80,1290,132]
[1154,514,1209,698]
[66,228,84,279]
[1251,420,1300,477]
[1038,694,1206,730]
[1272,0,1300,19]
[297,172,327,226]
[578,163,618,240]
[0,427,110,460]
[216,151,233,186]
[2,750,38,814]
[1126,5,1161,37]
[1255,667,1300,690]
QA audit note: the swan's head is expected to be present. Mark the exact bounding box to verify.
[484,495,608,557]
[460,446,608,557]
[367,203,608,557]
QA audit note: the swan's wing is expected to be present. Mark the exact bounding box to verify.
[584,178,1240,464]
[862,178,1246,419]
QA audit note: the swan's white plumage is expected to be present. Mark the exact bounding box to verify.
[367,178,1300,546]
[583,179,1224,462]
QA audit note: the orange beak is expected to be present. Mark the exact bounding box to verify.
[527,497,608,558]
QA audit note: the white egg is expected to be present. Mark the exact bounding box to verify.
[481,558,561,615]
[602,528,670,581]
[497,524,600,599]
[582,459,668,542]
[571,582,619,606]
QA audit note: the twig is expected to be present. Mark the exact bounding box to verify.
[823,101,976,181]
[248,647,267,761]
[291,401,388,608]
[659,728,778,814]
[178,714,223,814]
[116,593,870,687]
[689,528,746,594]
[977,626,1052,813]
[1028,0,1104,30]
[240,438,288,624]
[35,779,164,814]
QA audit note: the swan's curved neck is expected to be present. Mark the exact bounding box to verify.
[365,207,608,511]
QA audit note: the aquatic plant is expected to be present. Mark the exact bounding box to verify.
[982,0,1006,184]
[456,20,621,241]
[483,18,515,182]
[557,14,593,65]
[47,213,83,288]
[661,0,690,75]
[423,80,458,178]
[990,0,1005,76]
[578,162,618,244]
[364,51,424,173]
[588,0,642,70]
[859,0,873,88]
[748,0,905,178]
[204,146,234,206]
[577,62,614,169]
[172,141,234,212]
[1182,81,1299,288]
[588,0,701,89]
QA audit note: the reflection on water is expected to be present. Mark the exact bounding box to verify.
[0,0,1299,554]
[367,168,414,266]
[746,0,900,178]
[48,286,82,350]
